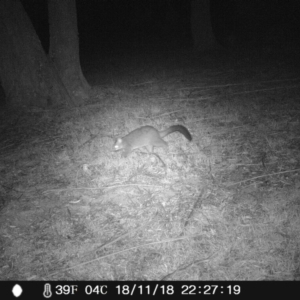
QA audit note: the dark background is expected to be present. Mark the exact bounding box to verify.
[21,0,300,56]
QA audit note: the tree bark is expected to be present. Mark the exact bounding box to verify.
[48,0,90,106]
[0,0,72,107]
[191,0,218,52]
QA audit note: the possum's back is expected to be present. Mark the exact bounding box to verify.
[124,126,161,149]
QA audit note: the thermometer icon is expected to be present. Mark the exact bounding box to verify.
[43,283,52,298]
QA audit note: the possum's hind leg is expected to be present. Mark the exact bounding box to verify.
[146,145,166,167]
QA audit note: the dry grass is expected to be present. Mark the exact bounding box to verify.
[0,50,300,280]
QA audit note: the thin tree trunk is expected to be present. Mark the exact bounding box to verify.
[191,0,218,52]
[48,0,90,106]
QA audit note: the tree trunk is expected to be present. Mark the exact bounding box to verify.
[0,0,72,107]
[191,0,218,52]
[48,0,90,105]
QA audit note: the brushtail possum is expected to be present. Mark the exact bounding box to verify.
[114,125,192,157]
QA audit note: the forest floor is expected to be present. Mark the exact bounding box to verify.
[0,47,300,281]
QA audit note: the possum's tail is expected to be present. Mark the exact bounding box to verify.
[159,125,192,141]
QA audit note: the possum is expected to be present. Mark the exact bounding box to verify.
[114,125,192,157]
